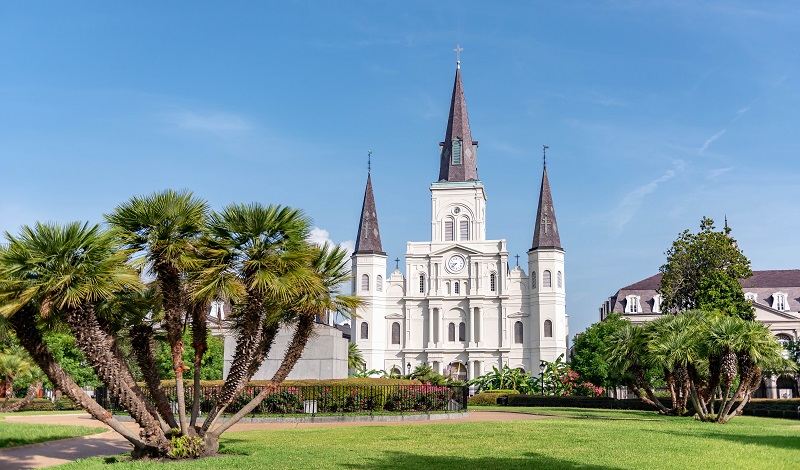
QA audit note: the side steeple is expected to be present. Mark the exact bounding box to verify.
[354,166,384,255]
[531,158,561,250]
[438,61,478,182]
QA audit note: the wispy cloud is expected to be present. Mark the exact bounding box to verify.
[706,167,734,181]
[613,160,686,234]
[163,110,252,134]
[735,107,750,119]
[699,129,726,154]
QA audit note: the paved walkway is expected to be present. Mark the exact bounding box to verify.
[0,411,548,469]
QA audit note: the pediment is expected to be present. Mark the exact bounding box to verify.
[385,313,405,319]
[754,304,800,322]
[508,311,529,318]
[429,244,483,256]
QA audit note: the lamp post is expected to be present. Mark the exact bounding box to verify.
[406,362,411,376]
[539,361,546,397]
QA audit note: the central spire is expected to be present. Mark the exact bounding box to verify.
[531,162,562,250]
[438,62,478,182]
[354,165,384,255]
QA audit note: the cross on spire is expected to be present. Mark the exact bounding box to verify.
[543,145,549,169]
[395,258,400,270]
[514,254,520,267]
[453,44,463,68]
[367,150,373,174]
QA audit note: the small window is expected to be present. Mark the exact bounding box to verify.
[458,322,466,341]
[452,139,462,165]
[376,275,383,292]
[454,281,460,294]
[544,319,553,338]
[360,322,369,340]
[459,219,469,241]
[745,292,758,302]
[652,294,663,313]
[626,295,641,313]
[557,271,562,288]
[514,321,523,344]
[448,322,456,342]
[391,322,400,345]
[445,219,454,241]
[531,271,536,289]
[774,293,788,311]
[543,270,552,288]
[490,273,496,292]
[361,274,369,291]
[419,274,425,294]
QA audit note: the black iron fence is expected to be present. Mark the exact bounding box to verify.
[95,384,468,417]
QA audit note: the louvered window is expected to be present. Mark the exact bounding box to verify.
[454,282,460,294]
[376,275,383,292]
[419,274,425,293]
[361,274,369,291]
[543,270,552,288]
[490,273,496,292]
[544,320,553,338]
[459,219,469,241]
[445,220,454,241]
[452,139,462,165]
[557,271,562,288]
[360,322,369,339]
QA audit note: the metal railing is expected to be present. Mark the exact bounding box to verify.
[95,384,468,417]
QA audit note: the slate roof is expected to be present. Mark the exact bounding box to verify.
[531,166,562,250]
[354,172,384,254]
[609,270,800,314]
[438,64,478,182]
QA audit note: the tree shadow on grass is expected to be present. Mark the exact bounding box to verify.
[652,429,800,452]
[341,450,621,470]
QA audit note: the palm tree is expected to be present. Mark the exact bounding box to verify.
[606,323,669,414]
[106,189,209,435]
[210,242,361,437]
[196,202,315,438]
[0,349,31,400]
[348,341,365,371]
[0,222,166,453]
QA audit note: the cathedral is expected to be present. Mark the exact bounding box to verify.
[350,61,568,381]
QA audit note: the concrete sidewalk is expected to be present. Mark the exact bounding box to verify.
[0,410,547,468]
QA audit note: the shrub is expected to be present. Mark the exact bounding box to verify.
[468,390,520,406]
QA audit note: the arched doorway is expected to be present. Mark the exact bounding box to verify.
[776,375,798,399]
[447,362,468,382]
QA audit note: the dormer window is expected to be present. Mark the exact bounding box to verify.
[625,295,641,314]
[744,292,758,303]
[452,139,462,165]
[652,294,663,313]
[773,293,788,311]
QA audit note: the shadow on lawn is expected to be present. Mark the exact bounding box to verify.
[659,429,800,452]
[341,450,621,470]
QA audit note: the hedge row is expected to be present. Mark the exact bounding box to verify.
[147,378,421,388]
[1,398,82,412]
[468,391,521,406]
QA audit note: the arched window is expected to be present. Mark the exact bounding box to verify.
[391,322,400,345]
[361,274,369,291]
[544,319,553,338]
[490,273,496,292]
[360,322,369,340]
[376,275,383,292]
[543,270,552,288]
[458,322,466,341]
[514,321,523,344]
[557,271,562,288]
[531,271,536,289]
[454,281,460,294]
[459,219,469,241]
[444,219,454,241]
[448,322,456,342]
[419,274,425,294]
[446,282,451,295]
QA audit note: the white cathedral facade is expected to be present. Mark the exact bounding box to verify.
[350,62,568,381]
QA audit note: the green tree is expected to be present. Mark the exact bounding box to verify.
[348,341,365,371]
[570,314,629,389]
[156,330,224,380]
[659,217,753,319]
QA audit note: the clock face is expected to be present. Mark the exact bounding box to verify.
[447,254,466,273]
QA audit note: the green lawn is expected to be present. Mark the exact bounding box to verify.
[479,405,669,419]
[52,409,800,469]
[0,417,103,448]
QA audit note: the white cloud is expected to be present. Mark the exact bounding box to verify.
[164,110,252,133]
[613,160,685,234]
[699,129,726,154]
[706,167,734,181]
[308,227,355,258]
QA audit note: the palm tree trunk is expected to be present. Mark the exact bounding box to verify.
[62,306,169,449]
[211,313,315,437]
[157,266,190,436]
[8,307,152,453]
[190,301,209,426]
[730,368,762,418]
[0,380,43,412]
[687,381,708,421]
[131,324,179,430]
[631,366,669,414]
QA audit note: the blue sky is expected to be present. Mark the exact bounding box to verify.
[2,1,799,338]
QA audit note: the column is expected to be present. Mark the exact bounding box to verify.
[438,309,444,347]
[475,307,481,344]
[467,307,474,345]
[427,308,434,348]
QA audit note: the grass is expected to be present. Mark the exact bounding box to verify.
[0,418,103,448]
[52,409,800,469]
[478,405,668,419]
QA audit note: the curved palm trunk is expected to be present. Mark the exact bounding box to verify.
[8,307,150,452]
[0,380,42,412]
[131,324,179,430]
[211,312,316,437]
[63,306,169,449]
[190,301,209,426]
[631,366,669,414]
[716,349,738,423]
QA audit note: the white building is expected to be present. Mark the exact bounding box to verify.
[351,61,568,381]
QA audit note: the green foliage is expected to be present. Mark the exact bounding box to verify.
[468,365,529,392]
[570,313,630,388]
[155,330,223,380]
[659,217,753,319]
[348,342,364,370]
[468,390,520,406]
[42,333,100,388]
[168,431,205,459]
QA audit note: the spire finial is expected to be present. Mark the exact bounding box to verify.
[514,254,520,267]
[395,257,400,270]
[453,44,463,69]
[543,145,550,169]
[367,150,372,174]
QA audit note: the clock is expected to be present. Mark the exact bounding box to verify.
[447,254,466,273]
